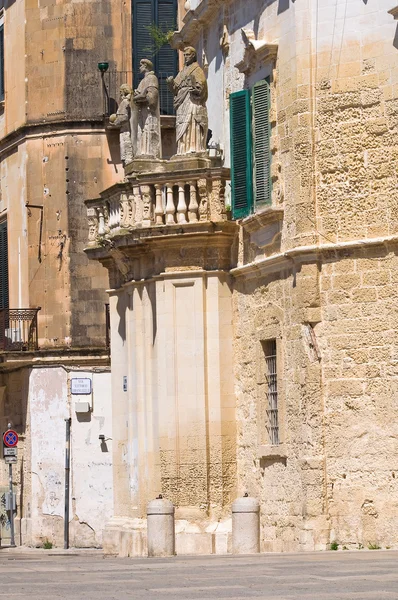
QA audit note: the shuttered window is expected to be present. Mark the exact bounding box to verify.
[230,90,253,219]
[132,0,177,115]
[252,80,271,206]
[229,79,272,219]
[0,221,8,310]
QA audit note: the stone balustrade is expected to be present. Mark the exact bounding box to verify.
[86,164,230,247]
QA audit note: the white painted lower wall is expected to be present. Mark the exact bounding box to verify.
[9,365,113,548]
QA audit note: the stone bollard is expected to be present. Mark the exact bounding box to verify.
[232,495,260,554]
[147,496,175,557]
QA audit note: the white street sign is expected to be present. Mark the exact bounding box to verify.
[71,378,92,395]
[5,455,17,464]
[4,447,17,456]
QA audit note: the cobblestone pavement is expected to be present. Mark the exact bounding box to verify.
[0,549,397,599]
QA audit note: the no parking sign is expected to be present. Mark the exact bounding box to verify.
[3,429,18,448]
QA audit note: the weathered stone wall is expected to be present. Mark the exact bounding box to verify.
[0,0,133,347]
[188,0,398,551]
[319,248,398,549]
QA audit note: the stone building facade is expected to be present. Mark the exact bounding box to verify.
[85,0,398,555]
[0,0,138,547]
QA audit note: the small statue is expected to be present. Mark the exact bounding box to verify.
[167,46,208,156]
[109,84,134,166]
[131,59,161,159]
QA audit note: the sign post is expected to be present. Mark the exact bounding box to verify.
[3,427,18,548]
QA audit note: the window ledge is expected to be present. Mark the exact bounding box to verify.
[257,444,287,459]
[242,206,284,233]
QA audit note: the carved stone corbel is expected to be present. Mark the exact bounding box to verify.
[235,29,278,75]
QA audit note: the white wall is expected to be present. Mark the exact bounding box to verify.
[28,366,112,547]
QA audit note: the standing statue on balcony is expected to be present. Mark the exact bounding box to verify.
[109,84,134,166]
[167,46,208,155]
[132,59,162,158]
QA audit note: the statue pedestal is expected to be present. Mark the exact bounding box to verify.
[125,157,164,176]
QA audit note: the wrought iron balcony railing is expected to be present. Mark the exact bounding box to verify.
[0,308,41,352]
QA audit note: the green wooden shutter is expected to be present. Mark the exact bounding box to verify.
[0,24,4,102]
[230,90,253,219]
[132,0,155,90]
[157,0,177,115]
[0,221,8,310]
[252,79,271,206]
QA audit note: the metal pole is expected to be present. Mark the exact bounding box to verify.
[8,462,15,547]
[64,418,71,550]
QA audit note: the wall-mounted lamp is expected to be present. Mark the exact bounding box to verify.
[98,62,109,73]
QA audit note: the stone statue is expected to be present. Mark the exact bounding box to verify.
[109,84,134,166]
[131,59,161,159]
[167,46,208,155]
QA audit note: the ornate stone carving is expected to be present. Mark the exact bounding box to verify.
[209,178,226,222]
[120,193,133,229]
[235,29,278,75]
[167,47,208,155]
[141,184,153,227]
[197,178,209,221]
[133,185,143,225]
[87,207,99,246]
[109,85,134,166]
[132,59,162,159]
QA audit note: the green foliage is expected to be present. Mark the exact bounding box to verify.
[43,539,53,550]
[330,541,339,551]
[143,23,175,56]
[368,543,381,550]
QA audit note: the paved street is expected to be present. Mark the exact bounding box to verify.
[0,549,397,599]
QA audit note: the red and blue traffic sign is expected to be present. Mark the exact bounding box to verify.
[3,429,18,448]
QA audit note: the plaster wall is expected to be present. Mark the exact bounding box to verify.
[0,366,113,547]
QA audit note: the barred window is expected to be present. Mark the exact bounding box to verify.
[263,339,279,445]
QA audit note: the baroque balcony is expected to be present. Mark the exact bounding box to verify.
[85,157,236,286]
[0,308,41,352]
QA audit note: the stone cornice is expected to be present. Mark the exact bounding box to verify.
[171,0,225,47]
[231,234,398,279]
[388,5,398,18]
[0,118,106,156]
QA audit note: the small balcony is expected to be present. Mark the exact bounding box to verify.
[0,308,41,352]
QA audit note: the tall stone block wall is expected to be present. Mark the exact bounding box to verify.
[319,247,398,548]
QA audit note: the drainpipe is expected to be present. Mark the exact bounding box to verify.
[64,417,71,549]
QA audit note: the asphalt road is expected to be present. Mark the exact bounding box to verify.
[0,549,397,599]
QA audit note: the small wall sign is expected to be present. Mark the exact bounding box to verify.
[123,376,127,392]
[71,378,92,395]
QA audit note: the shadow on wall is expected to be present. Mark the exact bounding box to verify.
[116,294,127,343]
[394,24,398,51]
[277,0,290,14]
